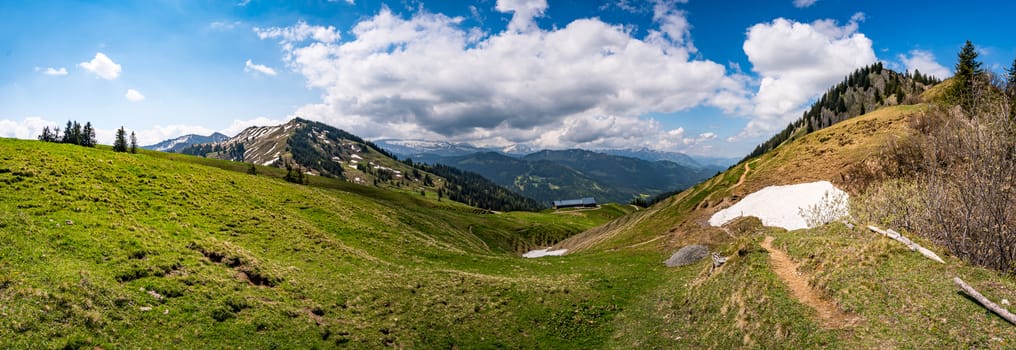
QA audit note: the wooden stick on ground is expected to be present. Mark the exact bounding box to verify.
[867,225,945,263]
[954,277,1016,325]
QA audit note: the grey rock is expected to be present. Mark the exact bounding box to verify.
[665,244,709,267]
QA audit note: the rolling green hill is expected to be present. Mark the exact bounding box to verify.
[2,62,1013,348]
[0,139,650,348]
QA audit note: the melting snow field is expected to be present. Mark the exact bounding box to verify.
[708,181,849,231]
[523,248,568,258]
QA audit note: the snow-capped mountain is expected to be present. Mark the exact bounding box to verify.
[498,143,537,156]
[598,148,701,168]
[142,132,229,152]
[372,139,487,158]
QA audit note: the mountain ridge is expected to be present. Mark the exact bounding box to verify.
[141,132,228,153]
[179,118,544,212]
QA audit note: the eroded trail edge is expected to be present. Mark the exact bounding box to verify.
[761,236,858,328]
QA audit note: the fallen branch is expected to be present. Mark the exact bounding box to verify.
[954,277,1016,325]
[867,225,945,263]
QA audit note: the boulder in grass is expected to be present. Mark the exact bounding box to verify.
[665,244,709,267]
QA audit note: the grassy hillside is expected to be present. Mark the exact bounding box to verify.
[0,138,653,348]
[2,93,1013,348]
[552,102,1016,348]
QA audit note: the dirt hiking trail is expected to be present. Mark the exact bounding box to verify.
[761,236,859,328]
[733,162,751,188]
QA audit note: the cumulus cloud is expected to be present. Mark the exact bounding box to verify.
[258,2,747,152]
[793,0,817,8]
[125,89,145,102]
[649,0,694,49]
[0,117,59,140]
[898,49,950,79]
[36,67,68,76]
[244,59,278,76]
[254,20,340,51]
[78,52,122,80]
[495,0,547,32]
[739,14,875,137]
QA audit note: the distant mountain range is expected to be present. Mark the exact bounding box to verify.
[410,149,723,204]
[149,128,728,206]
[176,118,543,212]
[372,139,537,158]
[374,139,738,168]
[141,132,228,152]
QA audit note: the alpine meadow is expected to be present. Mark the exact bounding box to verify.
[1,1,1015,349]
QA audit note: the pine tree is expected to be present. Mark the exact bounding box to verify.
[82,122,97,147]
[954,40,984,111]
[71,121,82,145]
[955,40,983,81]
[61,121,74,143]
[113,127,128,152]
[38,126,53,142]
[129,132,138,154]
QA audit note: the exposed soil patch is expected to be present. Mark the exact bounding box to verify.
[733,162,751,189]
[761,236,858,328]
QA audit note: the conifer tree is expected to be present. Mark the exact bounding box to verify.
[954,40,984,111]
[955,40,983,81]
[82,122,97,147]
[38,126,53,142]
[129,131,138,154]
[113,127,128,152]
[61,121,74,143]
[71,121,82,145]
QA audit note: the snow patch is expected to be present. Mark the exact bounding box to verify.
[350,154,363,160]
[523,248,568,258]
[708,181,849,231]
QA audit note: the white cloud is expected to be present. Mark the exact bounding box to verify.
[244,59,278,76]
[125,89,145,102]
[0,117,59,140]
[648,0,694,50]
[78,52,122,80]
[210,21,243,31]
[898,49,950,79]
[739,14,875,138]
[259,2,747,153]
[254,20,340,49]
[495,0,547,33]
[683,132,716,145]
[219,117,291,137]
[793,0,817,8]
[237,0,251,6]
[36,67,68,76]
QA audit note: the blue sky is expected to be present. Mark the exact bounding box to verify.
[2,0,1014,157]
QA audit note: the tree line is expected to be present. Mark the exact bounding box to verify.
[408,160,545,212]
[38,121,139,154]
[739,62,941,165]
